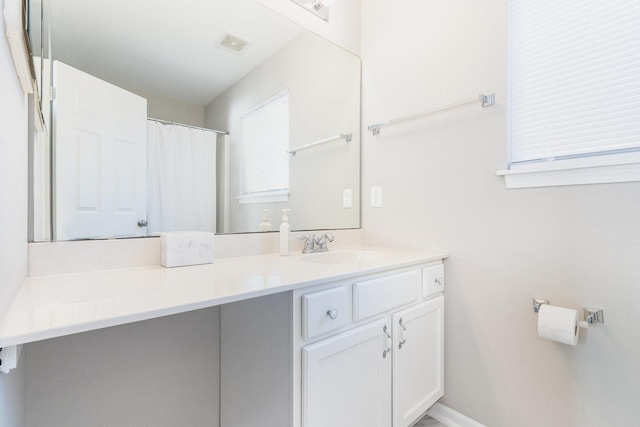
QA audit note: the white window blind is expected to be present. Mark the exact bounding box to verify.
[240,91,289,197]
[508,0,640,166]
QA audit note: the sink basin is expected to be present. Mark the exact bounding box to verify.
[300,250,389,264]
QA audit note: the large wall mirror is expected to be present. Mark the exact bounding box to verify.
[31,0,361,242]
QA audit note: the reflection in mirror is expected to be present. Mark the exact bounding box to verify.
[33,0,360,241]
[26,0,53,242]
[27,0,42,95]
[26,0,51,128]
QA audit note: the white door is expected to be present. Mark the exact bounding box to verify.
[392,296,444,427]
[53,61,147,240]
[302,318,392,427]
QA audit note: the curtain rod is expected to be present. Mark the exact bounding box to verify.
[147,117,229,135]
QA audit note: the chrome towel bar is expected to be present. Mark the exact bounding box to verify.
[368,93,495,135]
[287,133,352,156]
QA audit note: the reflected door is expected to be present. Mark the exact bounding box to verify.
[53,61,147,240]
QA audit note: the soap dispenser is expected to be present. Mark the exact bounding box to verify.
[279,209,291,256]
[259,209,272,232]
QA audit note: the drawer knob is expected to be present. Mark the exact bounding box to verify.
[326,309,339,320]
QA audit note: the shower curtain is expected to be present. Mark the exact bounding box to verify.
[147,120,217,235]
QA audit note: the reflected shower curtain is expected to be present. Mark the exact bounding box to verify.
[147,121,217,235]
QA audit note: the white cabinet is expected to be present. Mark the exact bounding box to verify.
[301,296,444,427]
[392,297,444,427]
[220,261,445,427]
[302,319,391,427]
[299,264,444,427]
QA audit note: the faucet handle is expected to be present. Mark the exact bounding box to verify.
[315,233,334,250]
[297,234,314,253]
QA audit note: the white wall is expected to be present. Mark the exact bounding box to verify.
[257,0,360,56]
[0,5,30,426]
[0,3,29,333]
[361,1,640,426]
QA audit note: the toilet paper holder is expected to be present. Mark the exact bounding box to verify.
[532,298,604,325]
[532,298,549,313]
[583,307,605,324]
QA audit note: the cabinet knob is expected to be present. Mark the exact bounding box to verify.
[326,309,339,320]
[435,277,444,286]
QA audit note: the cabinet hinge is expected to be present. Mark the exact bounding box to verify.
[50,86,56,102]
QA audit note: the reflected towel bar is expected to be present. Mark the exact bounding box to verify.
[367,93,495,135]
[287,133,352,156]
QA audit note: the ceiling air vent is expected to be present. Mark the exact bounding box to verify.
[217,33,250,54]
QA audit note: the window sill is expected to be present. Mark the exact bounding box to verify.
[497,154,640,189]
[237,190,289,204]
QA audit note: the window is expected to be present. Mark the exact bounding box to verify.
[499,0,640,188]
[238,90,290,203]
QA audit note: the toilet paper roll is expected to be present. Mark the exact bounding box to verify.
[537,304,579,346]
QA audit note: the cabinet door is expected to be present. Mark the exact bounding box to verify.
[302,318,392,427]
[392,296,444,427]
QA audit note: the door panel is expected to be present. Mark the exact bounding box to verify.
[302,318,392,427]
[392,296,444,427]
[54,61,147,240]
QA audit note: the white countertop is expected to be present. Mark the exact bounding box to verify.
[0,246,446,347]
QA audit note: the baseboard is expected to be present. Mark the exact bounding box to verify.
[427,403,486,427]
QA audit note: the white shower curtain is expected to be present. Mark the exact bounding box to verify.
[147,121,217,235]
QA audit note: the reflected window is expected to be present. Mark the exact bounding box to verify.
[238,90,290,203]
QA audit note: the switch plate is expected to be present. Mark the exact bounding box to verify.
[343,188,353,208]
[371,186,382,207]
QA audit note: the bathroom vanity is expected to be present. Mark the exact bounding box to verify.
[0,246,445,427]
[222,258,445,427]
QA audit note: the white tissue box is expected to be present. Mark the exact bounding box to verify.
[160,232,215,268]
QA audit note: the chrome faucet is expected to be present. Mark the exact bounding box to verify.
[298,233,335,254]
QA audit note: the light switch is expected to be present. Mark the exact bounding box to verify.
[343,188,353,208]
[371,186,382,207]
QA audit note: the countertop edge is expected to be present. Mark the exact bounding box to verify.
[0,247,447,347]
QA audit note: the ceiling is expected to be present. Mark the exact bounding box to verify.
[49,0,304,105]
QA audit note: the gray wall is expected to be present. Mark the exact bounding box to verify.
[25,308,220,427]
[360,1,640,426]
[205,31,361,234]
[140,92,205,127]
[0,361,26,427]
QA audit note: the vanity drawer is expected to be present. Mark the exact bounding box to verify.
[302,286,350,340]
[352,269,421,321]
[422,264,444,298]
